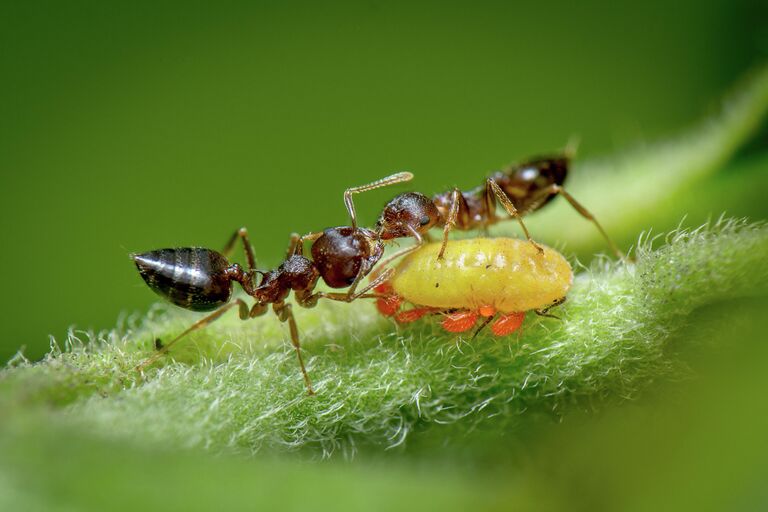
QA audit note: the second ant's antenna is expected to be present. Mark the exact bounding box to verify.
[344,172,414,228]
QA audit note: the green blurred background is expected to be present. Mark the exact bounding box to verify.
[1,0,765,364]
[3,2,768,511]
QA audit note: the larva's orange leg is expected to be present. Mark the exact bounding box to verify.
[374,282,403,317]
[491,312,526,336]
[478,305,496,317]
[442,311,479,333]
[396,307,435,323]
[377,296,402,316]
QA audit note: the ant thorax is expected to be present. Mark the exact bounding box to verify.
[254,255,319,304]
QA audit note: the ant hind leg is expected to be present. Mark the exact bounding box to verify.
[136,298,252,372]
[536,185,626,260]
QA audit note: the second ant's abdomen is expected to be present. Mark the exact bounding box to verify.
[133,248,233,311]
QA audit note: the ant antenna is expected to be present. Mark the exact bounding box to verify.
[344,172,414,229]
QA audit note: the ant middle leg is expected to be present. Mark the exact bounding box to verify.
[344,172,414,229]
[486,178,544,254]
[272,302,314,395]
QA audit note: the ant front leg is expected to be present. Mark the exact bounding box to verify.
[272,302,315,395]
[534,184,626,260]
[344,172,414,229]
[222,227,257,271]
[486,178,544,254]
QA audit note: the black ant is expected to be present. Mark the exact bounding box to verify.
[374,152,624,260]
[132,172,416,395]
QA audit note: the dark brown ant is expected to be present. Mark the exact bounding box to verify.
[374,152,624,260]
[132,172,416,395]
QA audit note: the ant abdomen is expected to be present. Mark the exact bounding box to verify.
[132,248,234,311]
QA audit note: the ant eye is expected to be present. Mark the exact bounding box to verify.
[419,215,431,226]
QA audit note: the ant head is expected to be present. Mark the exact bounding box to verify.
[376,192,440,240]
[311,227,384,288]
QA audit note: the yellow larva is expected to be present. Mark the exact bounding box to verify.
[390,238,572,312]
[376,238,572,336]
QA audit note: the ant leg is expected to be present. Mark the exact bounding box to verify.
[555,186,625,260]
[286,233,301,258]
[437,189,461,260]
[344,172,414,229]
[222,227,257,271]
[486,178,544,254]
[534,296,567,319]
[288,231,324,258]
[272,302,315,395]
[332,268,395,302]
[136,298,251,372]
[533,184,627,260]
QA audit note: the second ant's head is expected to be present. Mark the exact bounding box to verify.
[376,192,440,240]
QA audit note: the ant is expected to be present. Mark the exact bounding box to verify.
[132,172,417,395]
[373,151,624,260]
